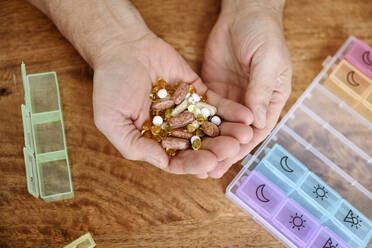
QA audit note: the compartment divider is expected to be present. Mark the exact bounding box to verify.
[300,104,371,163]
[317,84,372,131]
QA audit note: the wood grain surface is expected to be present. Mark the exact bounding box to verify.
[1,0,372,247]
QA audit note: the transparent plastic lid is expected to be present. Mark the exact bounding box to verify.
[64,233,96,248]
[21,63,73,202]
[226,37,372,248]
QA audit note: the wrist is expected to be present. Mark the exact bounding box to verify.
[221,0,285,15]
[30,0,151,69]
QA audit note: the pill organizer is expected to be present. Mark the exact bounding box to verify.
[64,233,96,248]
[21,62,74,202]
[226,36,372,248]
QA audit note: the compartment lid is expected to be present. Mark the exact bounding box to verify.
[23,147,39,198]
[21,62,61,114]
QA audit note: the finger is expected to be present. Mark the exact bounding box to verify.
[222,98,286,166]
[95,114,169,169]
[166,149,217,175]
[219,122,253,144]
[196,173,209,179]
[201,136,240,161]
[208,161,231,179]
[207,90,253,125]
[245,42,291,129]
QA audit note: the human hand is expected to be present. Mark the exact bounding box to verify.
[93,29,254,175]
[202,0,292,177]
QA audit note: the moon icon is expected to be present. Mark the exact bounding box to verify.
[362,51,372,67]
[280,156,294,173]
[346,71,360,87]
[255,184,270,203]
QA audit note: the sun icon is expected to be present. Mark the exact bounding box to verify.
[344,210,363,229]
[313,184,328,200]
[289,213,306,231]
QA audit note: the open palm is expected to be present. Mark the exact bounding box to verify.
[202,6,292,177]
[93,32,254,176]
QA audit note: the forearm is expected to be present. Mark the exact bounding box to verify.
[28,0,150,68]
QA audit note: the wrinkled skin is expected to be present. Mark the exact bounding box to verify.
[201,4,292,178]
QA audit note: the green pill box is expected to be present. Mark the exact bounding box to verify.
[21,62,73,202]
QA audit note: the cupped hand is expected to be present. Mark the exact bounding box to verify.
[92,30,254,176]
[202,1,292,177]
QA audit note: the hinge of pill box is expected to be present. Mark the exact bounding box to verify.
[241,154,253,167]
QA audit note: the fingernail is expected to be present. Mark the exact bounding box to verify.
[255,105,267,128]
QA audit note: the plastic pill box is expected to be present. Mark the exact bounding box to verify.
[226,36,372,247]
[21,63,74,202]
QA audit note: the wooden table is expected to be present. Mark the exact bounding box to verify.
[1,0,371,247]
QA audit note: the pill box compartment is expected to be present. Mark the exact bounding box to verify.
[226,37,372,248]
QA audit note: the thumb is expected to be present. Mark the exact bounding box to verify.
[95,114,169,169]
[245,45,289,129]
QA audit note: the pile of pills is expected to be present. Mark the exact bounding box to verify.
[141,78,222,157]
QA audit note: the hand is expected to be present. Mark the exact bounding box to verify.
[93,29,254,175]
[202,0,292,177]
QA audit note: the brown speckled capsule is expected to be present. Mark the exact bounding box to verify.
[173,83,189,104]
[161,137,189,150]
[202,121,219,137]
[168,111,195,129]
[171,129,194,139]
[152,97,175,111]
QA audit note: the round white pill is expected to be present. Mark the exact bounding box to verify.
[201,108,211,119]
[157,89,168,99]
[211,115,221,126]
[185,92,191,99]
[191,93,200,103]
[191,135,201,144]
[152,116,163,126]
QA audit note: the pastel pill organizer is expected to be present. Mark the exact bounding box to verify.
[226,36,372,248]
[21,62,74,202]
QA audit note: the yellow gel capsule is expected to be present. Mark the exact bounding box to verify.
[196,114,205,125]
[159,129,168,139]
[151,86,160,94]
[166,148,176,157]
[196,128,205,137]
[192,139,201,150]
[142,120,152,131]
[142,130,152,138]
[186,124,196,133]
[165,108,173,120]
[157,78,167,89]
[151,125,162,136]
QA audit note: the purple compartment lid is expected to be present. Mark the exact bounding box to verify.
[344,39,372,80]
[273,198,321,248]
[307,226,351,248]
[235,170,287,221]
